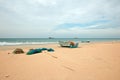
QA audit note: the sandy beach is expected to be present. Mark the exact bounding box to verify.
[0,41,120,80]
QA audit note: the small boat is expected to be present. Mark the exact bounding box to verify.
[48,37,54,39]
[81,40,90,43]
[74,37,79,39]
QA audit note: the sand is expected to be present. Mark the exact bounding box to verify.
[0,42,120,80]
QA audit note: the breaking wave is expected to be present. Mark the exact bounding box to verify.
[0,42,57,46]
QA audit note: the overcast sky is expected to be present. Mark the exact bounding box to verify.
[0,0,120,38]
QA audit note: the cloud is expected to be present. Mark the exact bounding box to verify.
[0,0,120,38]
[56,20,110,29]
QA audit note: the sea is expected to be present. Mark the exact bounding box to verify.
[0,38,120,46]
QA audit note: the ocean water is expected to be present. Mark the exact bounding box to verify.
[0,38,120,46]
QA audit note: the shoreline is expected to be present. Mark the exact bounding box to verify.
[0,41,120,50]
[0,38,120,46]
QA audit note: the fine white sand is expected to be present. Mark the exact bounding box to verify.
[0,42,120,80]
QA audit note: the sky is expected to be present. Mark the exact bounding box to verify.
[0,0,120,38]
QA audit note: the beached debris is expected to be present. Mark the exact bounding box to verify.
[41,48,48,51]
[13,48,24,54]
[27,48,42,55]
[47,48,54,52]
[27,48,55,55]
